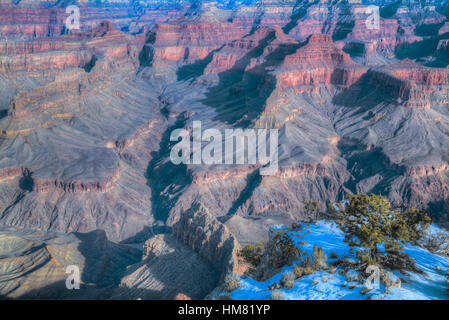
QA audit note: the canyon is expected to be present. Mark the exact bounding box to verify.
[0,0,449,299]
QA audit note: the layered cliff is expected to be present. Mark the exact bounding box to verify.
[370,58,449,108]
[0,228,141,299]
[172,203,245,281]
[277,33,367,89]
[0,21,167,241]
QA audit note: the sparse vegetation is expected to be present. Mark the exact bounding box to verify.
[280,272,295,289]
[235,194,442,299]
[381,271,402,291]
[333,194,431,265]
[240,229,301,280]
[223,273,241,292]
[360,287,371,295]
[311,245,328,270]
[420,231,449,257]
[268,231,300,268]
[297,244,329,274]
[270,289,284,300]
[329,252,339,259]
[345,270,359,282]
[293,264,314,279]
[239,242,264,272]
[255,230,300,280]
[302,200,321,220]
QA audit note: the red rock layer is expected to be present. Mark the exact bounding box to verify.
[0,50,93,73]
[0,164,121,193]
[0,167,25,180]
[0,21,142,74]
[0,7,64,38]
[204,27,274,74]
[32,165,121,193]
[385,59,449,86]
[0,6,184,39]
[278,34,367,88]
[9,62,102,117]
[370,59,449,108]
[149,20,247,65]
[273,163,329,179]
[406,163,449,177]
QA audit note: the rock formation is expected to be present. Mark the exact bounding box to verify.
[0,227,140,299]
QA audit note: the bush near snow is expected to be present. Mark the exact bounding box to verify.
[227,194,448,300]
[332,194,432,267]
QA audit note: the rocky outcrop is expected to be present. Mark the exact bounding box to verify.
[406,163,449,177]
[0,21,142,74]
[32,164,121,193]
[0,166,24,181]
[0,4,186,39]
[0,50,93,73]
[146,8,247,67]
[0,228,141,299]
[115,233,219,300]
[370,59,449,108]
[385,59,449,86]
[0,20,167,242]
[190,167,257,184]
[278,34,367,89]
[172,203,245,281]
[204,27,275,74]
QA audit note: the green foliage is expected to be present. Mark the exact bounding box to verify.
[255,230,300,280]
[356,250,376,266]
[298,245,328,272]
[336,194,431,262]
[266,230,299,270]
[311,244,328,270]
[293,264,303,278]
[239,242,264,267]
[293,264,314,279]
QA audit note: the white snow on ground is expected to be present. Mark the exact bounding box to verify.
[224,221,449,300]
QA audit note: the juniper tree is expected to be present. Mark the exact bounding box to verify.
[336,194,431,263]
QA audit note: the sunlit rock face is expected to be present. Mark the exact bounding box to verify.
[0,0,449,299]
